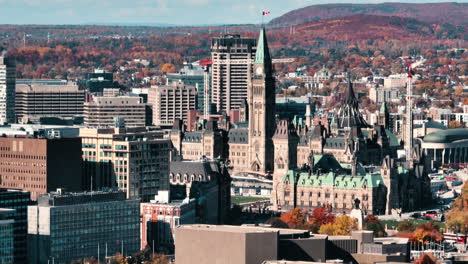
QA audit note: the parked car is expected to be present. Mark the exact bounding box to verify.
[410,212,421,219]
[424,210,444,221]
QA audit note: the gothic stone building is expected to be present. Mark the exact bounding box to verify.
[272,153,431,215]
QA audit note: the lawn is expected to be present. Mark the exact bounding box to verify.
[231,196,269,204]
[380,219,446,230]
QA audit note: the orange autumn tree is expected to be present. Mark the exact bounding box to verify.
[280,208,305,229]
[160,63,176,74]
[411,222,444,244]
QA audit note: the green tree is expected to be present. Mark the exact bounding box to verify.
[397,220,416,232]
[364,215,387,237]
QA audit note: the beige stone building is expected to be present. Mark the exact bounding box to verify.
[148,83,197,127]
[80,127,171,202]
[83,96,146,128]
[15,83,85,123]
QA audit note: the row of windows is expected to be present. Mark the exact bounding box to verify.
[0,154,46,160]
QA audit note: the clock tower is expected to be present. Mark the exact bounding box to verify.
[248,27,276,174]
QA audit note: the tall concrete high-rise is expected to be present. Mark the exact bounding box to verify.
[211,34,256,114]
[148,83,197,127]
[0,56,16,125]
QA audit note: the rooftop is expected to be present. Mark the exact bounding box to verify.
[177,224,307,236]
[423,128,468,143]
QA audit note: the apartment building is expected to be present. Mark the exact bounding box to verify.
[84,96,146,128]
[148,84,197,127]
[211,34,256,113]
[80,127,171,202]
[15,83,85,123]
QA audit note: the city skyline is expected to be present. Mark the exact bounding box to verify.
[0,0,466,25]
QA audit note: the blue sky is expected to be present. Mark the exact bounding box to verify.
[1,0,466,25]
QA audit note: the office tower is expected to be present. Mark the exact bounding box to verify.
[0,208,15,263]
[167,62,208,113]
[28,189,140,264]
[0,136,83,200]
[0,56,16,124]
[0,189,33,264]
[80,127,171,202]
[84,96,146,128]
[211,34,256,113]
[81,69,115,94]
[148,83,197,127]
[15,83,85,123]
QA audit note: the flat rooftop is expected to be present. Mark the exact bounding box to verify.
[177,224,307,235]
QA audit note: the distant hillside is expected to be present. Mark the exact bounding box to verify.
[270,2,468,26]
[277,14,466,42]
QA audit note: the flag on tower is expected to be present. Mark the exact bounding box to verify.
[262,11,270,15]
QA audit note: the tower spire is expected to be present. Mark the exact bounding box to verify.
[254,28,271,65]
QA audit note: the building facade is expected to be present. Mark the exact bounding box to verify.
[167,62,207,113]
[28,190,140,264]
[15,83,85,123]
[148,84,197,127]
[0,136,83,200]
[0,208,15,264]
[0,189,33,264]
[0,56,15,125]
[211,34,256,113]
[169,159,231,224]
[140,191,196,252]
[84,96,146,128]
[80,127,171,202]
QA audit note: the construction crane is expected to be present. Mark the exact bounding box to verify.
[405,66,416,167]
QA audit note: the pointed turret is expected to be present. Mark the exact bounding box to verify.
[380,101,387,114]
[336,75,369,130]
[378,101,390,129]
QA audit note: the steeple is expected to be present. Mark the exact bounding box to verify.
[344,78,359,107]
[255,27,271,65]
[336,75,369,130]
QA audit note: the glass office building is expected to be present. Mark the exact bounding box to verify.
[28,189,140,264]
[0,189,33,264]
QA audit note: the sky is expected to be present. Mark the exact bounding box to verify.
[1,0,466,25]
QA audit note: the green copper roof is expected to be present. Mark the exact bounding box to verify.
[423,128,468,143]
[380,102,387,114]
[385,129,401,147]
[255,27,271,64]
[285,171,384,190]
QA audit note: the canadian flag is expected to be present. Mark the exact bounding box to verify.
[262,11,270,15]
